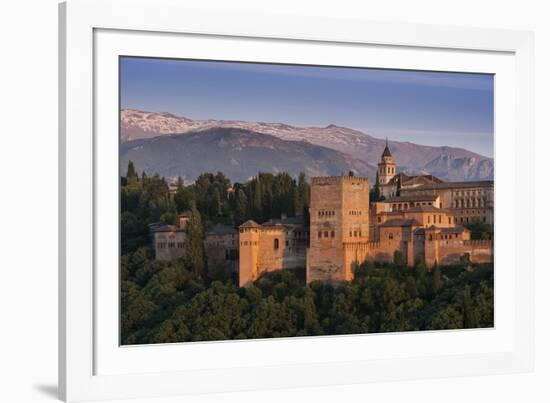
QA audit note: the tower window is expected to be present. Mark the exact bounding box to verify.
[274,238,279,249]
[331,230,335,238]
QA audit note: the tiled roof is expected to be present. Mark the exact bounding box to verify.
[384,195,438,203]
[382,145,392,158]
[441,225,469,234]
[262,215,305,226]
[239,220,261,228]
[406,205,450,213]
[205,224,237,235]
[380,218,421,227]
[152,224,185,233]
[384,173,444,187]
[414,225,469,235]
[411,180,494,190]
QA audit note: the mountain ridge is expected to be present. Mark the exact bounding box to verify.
[120,109,494,182]
[120,127,376,183]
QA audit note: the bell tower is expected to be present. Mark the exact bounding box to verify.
[377,138,396,185]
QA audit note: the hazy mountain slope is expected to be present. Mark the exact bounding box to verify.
[121,109,494,181]
[120,127,376,183]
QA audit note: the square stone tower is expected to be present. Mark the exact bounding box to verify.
[306,174,370,283]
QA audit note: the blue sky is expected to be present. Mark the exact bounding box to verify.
[120,57,494,157]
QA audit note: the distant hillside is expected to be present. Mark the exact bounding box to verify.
[120,127,376,183]
[121,109,494,181]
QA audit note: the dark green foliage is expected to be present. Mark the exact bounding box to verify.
[120,169,172,254]
[185,201,205,278]
[432,262,442,293]
[235,189,248,225]
[462,285,478,328]
[120,164,493,344]
[121,250,494,344]
[120,163,310,260]
[126,160,137,180]
[370,171,382,202]
[393,250,406,267]
[464,218,493,240]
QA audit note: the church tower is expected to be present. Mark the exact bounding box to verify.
[377,139,396,185]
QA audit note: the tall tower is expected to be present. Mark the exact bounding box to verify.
[238,220,261,287]
[377,138,396,185]
[306,175,370,283]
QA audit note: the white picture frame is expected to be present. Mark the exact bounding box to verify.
[59,0,534,401]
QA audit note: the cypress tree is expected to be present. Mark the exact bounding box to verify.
[236,189,248,224]
[185,201,205,279]
[253,178,262,221]
[373,171,381,201]
[126,160,137,180]
[176,176,184,190]
[297,172,310,210]
[214,188,223,216]
[432,262,442,293]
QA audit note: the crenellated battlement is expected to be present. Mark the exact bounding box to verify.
[463,240,493,247]
[342,241,381,251]
[311,175,369,186]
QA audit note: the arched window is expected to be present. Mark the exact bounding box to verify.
[388,233,394,240]
[274,238,279,249]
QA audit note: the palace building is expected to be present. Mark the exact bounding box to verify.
[153,142,494,286]
[151,214,189,261]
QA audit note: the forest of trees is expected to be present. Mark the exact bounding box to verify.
[120,161,494,345]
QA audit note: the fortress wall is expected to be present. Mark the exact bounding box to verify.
[429,239,493,266]
[205,233,239,277]
[257,229,307,273]
[153,231,186,261]
[462,240,493,264]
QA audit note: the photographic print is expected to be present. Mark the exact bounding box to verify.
[120,57,494,345]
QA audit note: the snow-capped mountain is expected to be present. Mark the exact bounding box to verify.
[120,109,494,182]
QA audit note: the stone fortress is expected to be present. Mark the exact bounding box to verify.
[153,142,493,287]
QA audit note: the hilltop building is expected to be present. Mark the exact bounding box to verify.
[153,142,494,287]
[377,143,494,226]
[152,214,189,261]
